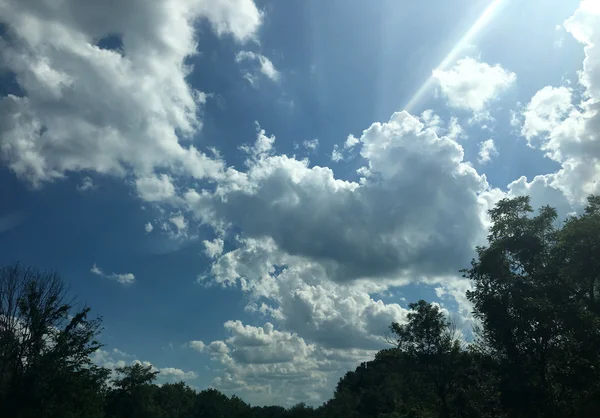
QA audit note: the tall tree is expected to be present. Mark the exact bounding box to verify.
[0,264,108,418]
[464,195,600,417]
[105,363,162,418]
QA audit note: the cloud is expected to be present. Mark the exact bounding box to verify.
[197,0,263,42]
[235,50,280,83]
[433,57,516,113]
[520,86,573,142]
[76,176,96,192]
[205,237,409,350]
[189,319,377,406]
[0,0,261,187]
[92,348,197,382]
[136,174,177,202]
[188,340,207,352]
[511,0,600,208]
[187,110,491,283]
[145,222,154,233]
[169,214,188,235]
[90,263,135,285]
[302,139,319,152]
[478,139,498,164]
[203,238,224,258]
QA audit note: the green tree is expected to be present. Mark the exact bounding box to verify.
[389,300,462,418]
[0,264,108,418]
[464,195,600,417]
[105,363,162,418]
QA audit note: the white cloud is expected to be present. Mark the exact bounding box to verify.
[205,237,409,350]
[521,86,573,142]
[76,176,95,192]
[512,0,600,207]
[344,134,359,149]
[145,222,154,233]
[188,340,207,352]
[446,117,464,141]
[196,0,263,42]
[0,0,261,187]
[478,139,498,164]
[302,138,319,152]
[158,367,198,381]
[169,214,188,234]
[92,348,197,382]
[203,238,224,258]
[190,319,376,406]
[90,263,135,285]
[235,51,280,82]
[136,174,177,202]
[330,144,344,162]
[433,57,516,113]
[187,111,491,283]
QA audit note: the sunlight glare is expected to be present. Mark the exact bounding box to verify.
[403,0,508,113]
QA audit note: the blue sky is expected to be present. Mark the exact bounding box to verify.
[1,0,599,407]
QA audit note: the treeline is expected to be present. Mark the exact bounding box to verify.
[1,195,600,417]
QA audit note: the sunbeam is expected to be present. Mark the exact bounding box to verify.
[403,0,508,113]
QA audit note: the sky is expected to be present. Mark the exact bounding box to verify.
[0,0,599,407]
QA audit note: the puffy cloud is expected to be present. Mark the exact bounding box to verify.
[344,134,360,149]
[433,57,516,113]
[204,237,409,350]
[478,139,498,164]
[188,110,490,283]
[188,340,206,352]
[145,222,154,233]
[196,0,263,42]
[90,263,135,285]
[521,86,573,142]
[136,174,177,202]
[190,319,376,406]
[0,0,261,186]
[512,0,600,207]
[235,50,280,83]
[203,238,224,258]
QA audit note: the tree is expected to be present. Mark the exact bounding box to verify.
[0,263,108,418]
[464,195,600,417]
[105,363,162,418]
[389,300,463,418]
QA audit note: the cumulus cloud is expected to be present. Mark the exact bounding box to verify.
[512,0,600,207]
[189,319,377,406]
[203,238,224,258]
[204,237,409,350]
[136,174,177,202]
[90,263,135,285]
[521,86,573,142]
[235,50,280,83]
[0,0,261,187]
[433,57,516,113]
[478,139,498,164]
[187,111,490,283]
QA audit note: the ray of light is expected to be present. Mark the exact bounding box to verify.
[403,0,508,113]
